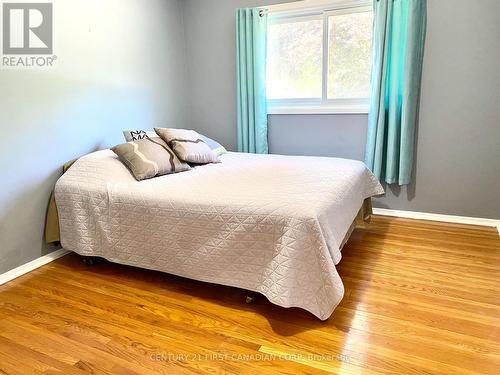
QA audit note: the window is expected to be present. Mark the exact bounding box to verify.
[266,3,373,114]
[267,17,323,100]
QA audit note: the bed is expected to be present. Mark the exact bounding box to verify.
[53,150,384,320]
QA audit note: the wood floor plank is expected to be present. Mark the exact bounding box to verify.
[1,216,499,374]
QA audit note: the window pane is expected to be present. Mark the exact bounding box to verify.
[267,18,323,99]
[327,11,373,99]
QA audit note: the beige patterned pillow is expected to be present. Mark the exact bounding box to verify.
[111,137,190,181]
[154,128,220,164]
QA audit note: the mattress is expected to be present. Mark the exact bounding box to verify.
[55,150,384,320]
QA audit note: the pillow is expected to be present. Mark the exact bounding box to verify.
[200,134,227,156]
[123,130,157,142]
[111,137,190,181]
[124,129,227,156]
[154,128,220,164]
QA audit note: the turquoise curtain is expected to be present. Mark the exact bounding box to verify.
[365,0,427,185]
[236,8,268,154]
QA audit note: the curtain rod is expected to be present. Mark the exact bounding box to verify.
[259,0,373,16]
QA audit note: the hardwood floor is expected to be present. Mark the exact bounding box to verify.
[1,216,499,374]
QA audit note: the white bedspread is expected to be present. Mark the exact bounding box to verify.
[56,150,384,320]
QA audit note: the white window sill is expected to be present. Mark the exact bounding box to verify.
[268,105,369,115]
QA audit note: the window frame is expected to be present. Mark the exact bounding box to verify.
[266,2,373,115]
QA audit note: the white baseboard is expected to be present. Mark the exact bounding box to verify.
[373,208,500,229]
[0,249,70,286]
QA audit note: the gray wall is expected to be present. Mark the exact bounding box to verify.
[182,0,500,219]
[269,114,368,160]
[0,0,190,273]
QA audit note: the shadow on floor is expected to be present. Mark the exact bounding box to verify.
[47,218,391,338]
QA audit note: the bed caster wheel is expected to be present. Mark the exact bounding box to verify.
[82,256,97,266]
[245,295,255,304]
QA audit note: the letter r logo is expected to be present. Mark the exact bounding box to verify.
[2,3,53,54]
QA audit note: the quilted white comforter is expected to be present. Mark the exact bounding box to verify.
[55,150,384,320]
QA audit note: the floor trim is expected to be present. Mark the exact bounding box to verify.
[0,249,70,286]
[373,208,500,229]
